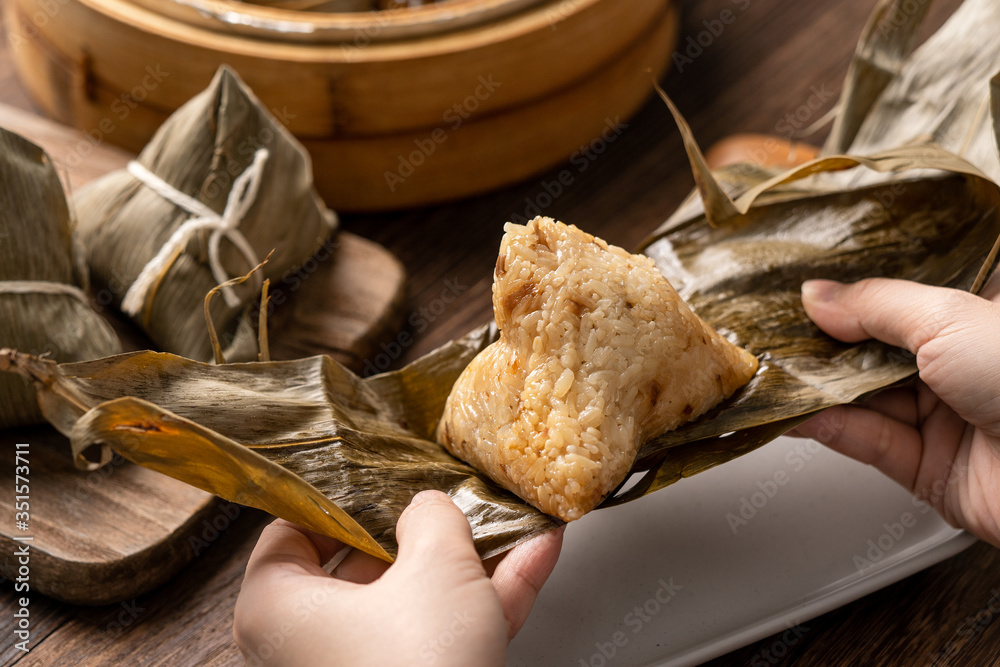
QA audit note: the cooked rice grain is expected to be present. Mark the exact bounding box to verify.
[437,217,758,521]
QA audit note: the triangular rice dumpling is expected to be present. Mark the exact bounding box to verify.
[437,217,758,521]
[0,127,121,429]
[74,66,337,362]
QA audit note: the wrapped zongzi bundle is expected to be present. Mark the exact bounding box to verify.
[75,66,337,362]
[0,128,121,429]
[437,217,758,521]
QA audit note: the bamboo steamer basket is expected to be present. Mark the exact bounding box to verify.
[4,0,679,211]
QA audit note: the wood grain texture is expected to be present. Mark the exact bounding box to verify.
[0,428,219,606]
[1,504,268,666]
[4,0,997,665]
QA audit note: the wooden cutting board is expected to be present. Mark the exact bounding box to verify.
[0,103,407,604]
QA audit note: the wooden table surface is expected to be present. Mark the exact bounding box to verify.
[4,0,1000,665]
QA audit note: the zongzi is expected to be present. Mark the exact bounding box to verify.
[436,217,758,521]
[0,127,121,429]
[74,66,337,363]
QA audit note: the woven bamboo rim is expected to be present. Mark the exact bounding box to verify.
[5,0,679,209]
[131,0,549,42]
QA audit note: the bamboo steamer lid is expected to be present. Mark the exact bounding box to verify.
[4,0,678,210]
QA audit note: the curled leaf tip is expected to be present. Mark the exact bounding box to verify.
[652,81,741,227]
[204,249,276,365]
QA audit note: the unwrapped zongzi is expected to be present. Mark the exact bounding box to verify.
[436,218,758,521]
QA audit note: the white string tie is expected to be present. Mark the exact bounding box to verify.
[121,148,269,317]
[0,281,90,303]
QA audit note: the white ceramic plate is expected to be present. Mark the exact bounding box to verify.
[507,436,977,666]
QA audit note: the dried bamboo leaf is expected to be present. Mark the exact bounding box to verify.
[625,0,1000,497]
[0,127,121,429]
[625,148,1000,497]
[991,71,1000,161]
[827,0,1000,183]
[4,0,1000,559]
[258,279,272,363]
[659,69,999,232]
[654,82,740,226]
[70,396,392,561]
[823,0,933,154]
[203,252,273,364]
[0,337,559,561]
[3,136,996,552]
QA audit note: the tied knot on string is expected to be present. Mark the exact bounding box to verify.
[120,148,270,318]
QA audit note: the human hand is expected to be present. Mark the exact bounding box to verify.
[233,490,563,667]
[790,278,1000,547]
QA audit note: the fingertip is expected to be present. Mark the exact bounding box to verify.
[801,279,864,341]
[247,519,345,577]
[395,490,479,567]
[788,407,849,445]
[801,279,842,305]
[543,524,566,553]
[284,520,349,567]
[398,490,466,529]
[492,526,565,639]
[407,489,454,510]
[518,524,565,570]
[330,548,391,584]
[801,279,849,334]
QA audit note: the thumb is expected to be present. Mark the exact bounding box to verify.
[801,278,993,353]
[802,278,1000,431]
[393,490,483,575]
